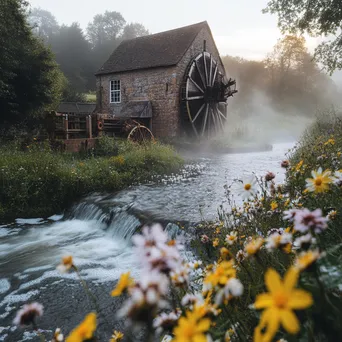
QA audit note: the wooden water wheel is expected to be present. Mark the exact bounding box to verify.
[127,123,154,144]
[182,51,237,138]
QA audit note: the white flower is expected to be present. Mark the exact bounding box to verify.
[225,231,238,245]
[265,232,292,251]
[236,249,247,263]
[333,170,342,185]
[181,293,204,307]
[161,335,173,342]
[293,208,328,233]
[234,176,258,200]
[153,311,180,333]
[13,302,44,327]
[52,328,64,342]
[215,278,243,305]
[283,209,297,222]
[188,260,203,269]
[170,263,190,287]
[293,233,316,248]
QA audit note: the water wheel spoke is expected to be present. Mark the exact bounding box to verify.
[201,104,209,137]
[192,103,205,123]
[189,77,204,94]
[195,59,207,89]
[209,55,213,87]
[212,65,218,86]
[217,107,227,120]
[203,52,209,86]
[214,105,225,130]
[187,95,204,100]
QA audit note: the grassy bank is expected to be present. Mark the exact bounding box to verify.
[0,137,183,222]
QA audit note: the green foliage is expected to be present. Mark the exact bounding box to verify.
[0,140,183,222]
[0,0,64,126]
[264,0,342,73]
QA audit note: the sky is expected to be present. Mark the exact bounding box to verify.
[27,0,322,60]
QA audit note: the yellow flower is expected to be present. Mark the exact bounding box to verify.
[173,310,211,342]
[305,167,332,193]
[57,255,74,273]
[212,238,219,247]
[270,201,278,211]
[253,268,313,342]
[204,260,236,288]
[66,313,96,342]
[220,247,233,260]
[324,138,335,146]
[110,330,124,342]
[294,250,320,271]
[111,272,134,297]
[245,237,264,255]
[295,160,303,171]
[284,199,290,207]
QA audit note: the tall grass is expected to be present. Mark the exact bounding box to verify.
[0,138,183,221]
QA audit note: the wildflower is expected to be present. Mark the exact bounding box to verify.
[118,272,169,321]
[244,237,263,255]
[270,201,278,211]
[235,176,258,200]
[293,208,328,233]
[173,310,211,342]
[295,160,303,171]
[324,138,335,146]
[212,238,219,247]
[294,234,315,250]
[13,302,44,327]
[225,328,235,341]
[294,250,320,271]
[327,210,337,220]
[220,247,233,260]
[281,160,289,168]
[305,167,333,193]
[153,311,180,333]
[110,330,124,342]
[181,294,203,308]
[57,256,74,273]
[201,234,210,244]
[253,268,313,341]
[111,272,134,297]
[203,260,236,291]
[66,313,96,342]
[225,231,238,245]
[133,224,182,274]
[265,171,276,182]
[283,209,297,222]
[52,328,64,342]
[170,263,190,287]
[265,232,292,251]
[188,260,203,270]
[215,278,244,305]
[333,170,342,186]
[236,249,248,263]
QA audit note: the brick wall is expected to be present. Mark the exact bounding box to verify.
[96,26,225,138]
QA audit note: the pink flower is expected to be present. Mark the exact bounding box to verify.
[200,234,210,244]
[293,208,328,233]
[13,302,43,327]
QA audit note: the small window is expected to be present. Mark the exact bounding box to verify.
[110,80,121,103]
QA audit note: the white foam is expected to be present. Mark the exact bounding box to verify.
[0,279,10,295]
[15,218,45,225]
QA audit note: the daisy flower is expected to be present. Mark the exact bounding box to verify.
[235,176,258,200]
[225,231,238,245]
[305,167,333,193]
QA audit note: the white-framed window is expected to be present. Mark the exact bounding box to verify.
[110,80,121,103]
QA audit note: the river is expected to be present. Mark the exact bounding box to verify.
[0,142,293,341]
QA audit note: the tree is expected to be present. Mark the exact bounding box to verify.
[52,23,93,92]
[264,0,342,73]
[27,7,59,43]
[121,23,149,40]
[0,0,64,126]
[87,11,126,48]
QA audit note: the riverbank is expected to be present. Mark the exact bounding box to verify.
[185,112,342,341]
[0,138,183,222]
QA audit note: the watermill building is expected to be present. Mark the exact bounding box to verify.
[95,21,236,138]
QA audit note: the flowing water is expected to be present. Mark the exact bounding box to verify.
[0,142,293,341]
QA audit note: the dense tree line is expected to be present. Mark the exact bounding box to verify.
[0,0,65,127]
[27,7,149,93]
[222,35,340,118]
